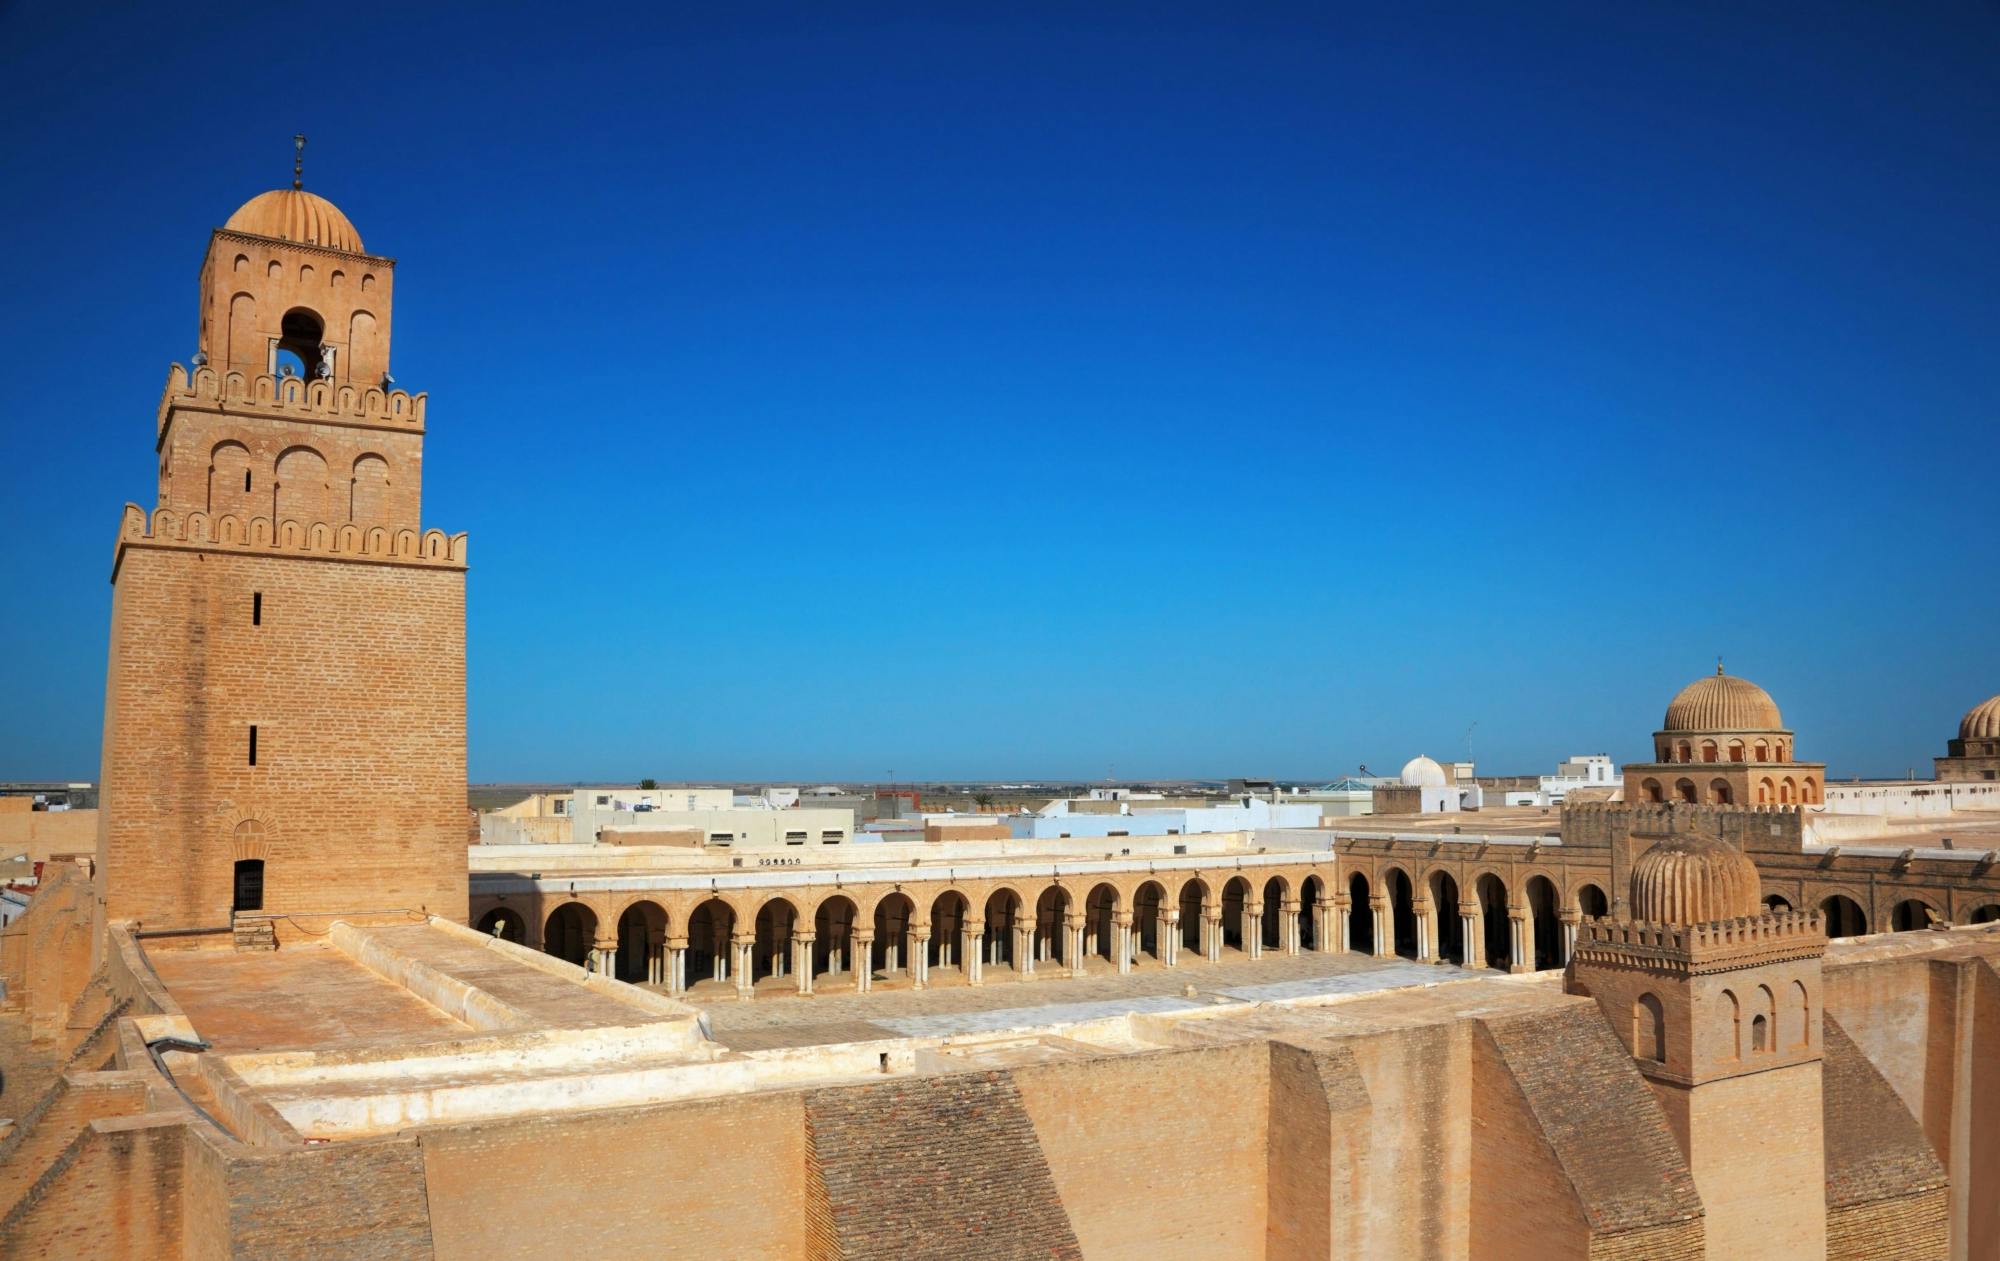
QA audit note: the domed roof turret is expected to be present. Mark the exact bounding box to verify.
[1629,834,1762,926]
[224,188,364,253]
[1662,666,1783,732]
[1961,694,2000,742]
[1399,755,1448,788]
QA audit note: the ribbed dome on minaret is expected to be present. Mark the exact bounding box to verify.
[1629,834,1762,926]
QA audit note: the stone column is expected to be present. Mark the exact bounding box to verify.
[1017,923,1034,977]
[910,927,931,989]
[1368,896,1390,959]
[1281,899,1301,956]
[712,922,730,982]
[1316,898,1334,951]
[592,935,618,979]
[796,931,816,993]
[1414,897,1434,963]
[966,921,986,986]
[851,931,874,993]
[1067,915,1088,978]
[666,936,688,995]
[1245,902,1264,960]
[733,934,756,1000]
[1163,909,1181,967]
[1559,908,1579,967]
[1459,900,1483,969]
[1333,895,1352,953]
[1508,910,1529,974]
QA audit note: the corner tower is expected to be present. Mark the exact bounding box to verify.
[97,163,468,933]
[1568,831,1827,1258]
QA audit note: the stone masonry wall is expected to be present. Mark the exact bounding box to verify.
[99,546,467,929]
[1013,1042,1267,1260]
[417,1091,805,1261]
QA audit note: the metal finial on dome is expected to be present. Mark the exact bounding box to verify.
[1717,656,1724,676]
[292,134,306,190]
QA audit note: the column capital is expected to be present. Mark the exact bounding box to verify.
[666,935,689,950]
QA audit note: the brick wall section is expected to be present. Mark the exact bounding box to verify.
[1344,1022,1470,1256]
[0,1071,148,1218]
[417,1092,805,1260]
[220,1134,435,1259]
[99,546,467,929]
[1266,1040,1371,1261]
[1476,1006,1703,1259]
[1014,1043,1266,1260]
[804,1071,1081,1260]
[0,1114,183,1260]
[1820,1015,1947,1259]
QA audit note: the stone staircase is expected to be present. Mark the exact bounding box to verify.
[232,918,277,953]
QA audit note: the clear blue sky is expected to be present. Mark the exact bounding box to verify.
[1,2,1994,784]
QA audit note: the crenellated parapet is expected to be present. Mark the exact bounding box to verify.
[112,502,466,581]
[1574,908,1826,976]
[156,362,427,439]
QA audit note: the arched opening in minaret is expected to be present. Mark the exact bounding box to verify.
[1751,1013,1769,1052]
[1820,895,1867,938]
[1346,873,1373,954]
[1635,993,1666,1061]
[1970,904,2000,925]
[277,307,326,378]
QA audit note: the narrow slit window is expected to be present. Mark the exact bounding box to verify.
[252,592,262,626]
[248,725,258,766]
[244,470,252,492]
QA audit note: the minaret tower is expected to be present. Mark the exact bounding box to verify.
[1568,830,1828,1259]
[96,145,468,934]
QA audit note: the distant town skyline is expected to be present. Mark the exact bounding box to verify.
[2,2,1994,783]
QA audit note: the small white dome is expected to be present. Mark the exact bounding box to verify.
[1400,755,1448,788]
